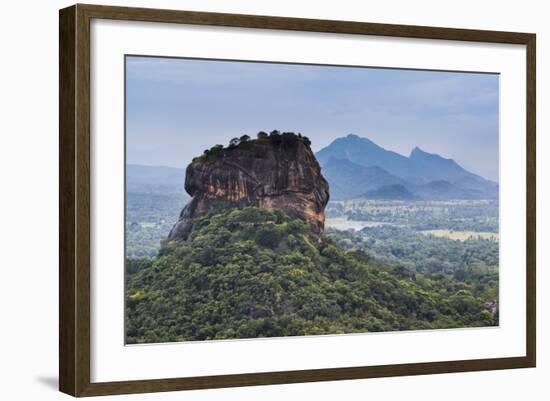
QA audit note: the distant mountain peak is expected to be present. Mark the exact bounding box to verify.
[409,146,460,166]
[315,134,498,200]
[334,133,377,147]
[410,146,442,159]
[410,146,423,156]
[345,133,377,145]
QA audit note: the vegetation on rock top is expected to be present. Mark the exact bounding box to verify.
[195,131,312,162]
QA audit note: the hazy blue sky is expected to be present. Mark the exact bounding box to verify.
[126,56,499,181]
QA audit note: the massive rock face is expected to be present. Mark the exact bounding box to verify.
[168,133,330,241]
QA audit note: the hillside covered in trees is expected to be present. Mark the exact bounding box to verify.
[126,207,497,344]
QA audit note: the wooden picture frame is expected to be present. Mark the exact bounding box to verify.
[59,3,536,397]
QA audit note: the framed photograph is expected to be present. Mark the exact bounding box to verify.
[59,4,536,397]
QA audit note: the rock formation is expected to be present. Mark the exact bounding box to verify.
[168,132,330,241]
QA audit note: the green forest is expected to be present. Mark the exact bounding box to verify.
[327,225,498,276]
[126,207,497,344]
[126,192,186,259]
[327,199,499,232]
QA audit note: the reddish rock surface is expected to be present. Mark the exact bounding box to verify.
[168,133,329,241]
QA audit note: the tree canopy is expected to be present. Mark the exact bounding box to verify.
[126,207,497,344]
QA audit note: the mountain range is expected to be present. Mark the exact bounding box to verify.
[316,134,498,200]
[127,134,498,202]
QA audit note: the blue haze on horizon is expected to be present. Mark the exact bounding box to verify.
[126,56,499,181]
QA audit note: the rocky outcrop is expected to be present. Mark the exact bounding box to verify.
[168,132,329,241]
